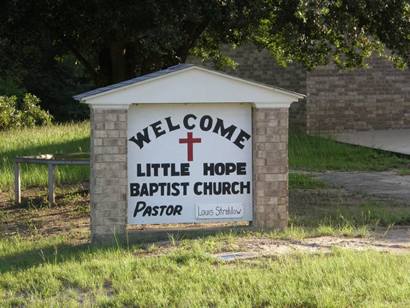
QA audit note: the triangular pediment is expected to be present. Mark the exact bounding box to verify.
[74,65,304,107]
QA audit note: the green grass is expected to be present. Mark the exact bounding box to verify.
[398,168,410,176]
[1,124,410,305]
[291,200,410,230]
[0,235,409,306]
[0,122,90,191]
[289,172,327,189]
[289,133,410,171]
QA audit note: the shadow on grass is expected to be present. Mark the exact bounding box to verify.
[0,225,252,274]
[0,241,93,274]
[1,137,90,161]
[0,137,90,189]
[15,186,89,209]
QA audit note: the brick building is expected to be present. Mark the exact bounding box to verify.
[190,44,410,135]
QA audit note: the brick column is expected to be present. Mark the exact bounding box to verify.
[90,106,128,243]
[253,107,289,230]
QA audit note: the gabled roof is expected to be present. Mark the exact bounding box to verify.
[73,64,194,101]
[73,64,305,108]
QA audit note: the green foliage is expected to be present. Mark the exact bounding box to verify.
[1,0,408,94]
[19,94,53,127]
[0,1,265,86]
[255,1,410,70]
[0,94,52,130]
[0,77,26,97]
[0,96,20,130]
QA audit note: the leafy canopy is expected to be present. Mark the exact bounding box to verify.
[1,0,409,88]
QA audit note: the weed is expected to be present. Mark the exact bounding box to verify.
[398,168,410,176]
[289,172,327,189]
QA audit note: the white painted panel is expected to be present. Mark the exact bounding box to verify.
[127,103,253,224]
[86,67,301,106]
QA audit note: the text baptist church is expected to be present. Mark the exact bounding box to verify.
[128,113,251,150]
[73,63,303,240]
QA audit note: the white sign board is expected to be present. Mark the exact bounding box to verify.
[127,103,252,224]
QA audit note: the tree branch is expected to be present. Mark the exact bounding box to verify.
[177,18,210,62]
[64,41,100,84]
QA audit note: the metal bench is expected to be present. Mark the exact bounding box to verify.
[15,153,90,205]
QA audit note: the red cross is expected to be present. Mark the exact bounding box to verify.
[179,132,201,161]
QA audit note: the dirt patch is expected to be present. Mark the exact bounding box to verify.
[136,228,410,260]
[0,184,90,240]
[241,232,410,255]
[1,182,409,258]
[212,230,410,260]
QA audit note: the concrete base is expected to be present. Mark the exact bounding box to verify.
[333,129,410,155]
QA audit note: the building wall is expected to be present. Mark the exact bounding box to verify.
[306,57,410,134]
[189,44,306,94]
[195,45,410,135]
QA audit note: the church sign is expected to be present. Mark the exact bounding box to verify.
[128,104,252,224]
[74,64,304,243]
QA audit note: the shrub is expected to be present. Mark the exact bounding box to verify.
[0,96,20,129]
[19,94,53,127]
[0,94,53,130]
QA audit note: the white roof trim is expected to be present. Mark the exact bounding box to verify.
[253,102,295,108]
[90,104,129,110]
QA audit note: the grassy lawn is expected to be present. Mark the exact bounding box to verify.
[291,197,410,229]
[0,233,409,306]
[289,133,410,171]
[0,122,90,191]
[1,123,410,306]
[1,190,410,307]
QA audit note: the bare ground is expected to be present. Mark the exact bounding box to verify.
[217,230,410,260]
[1,182,409,256]
[0,184,90,241]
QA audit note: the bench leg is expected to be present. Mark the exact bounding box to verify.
[15,162,21,205]
[48,164,55,204]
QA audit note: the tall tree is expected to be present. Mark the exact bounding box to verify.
[1,0,409,88]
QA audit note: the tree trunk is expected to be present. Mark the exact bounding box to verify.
[97,42,135,86]
[110,43,127,83]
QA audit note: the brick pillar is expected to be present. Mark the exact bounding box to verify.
[90,106,128,243]
[253,107,289,230]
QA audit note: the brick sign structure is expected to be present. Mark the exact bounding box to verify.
[74,64,304,243]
